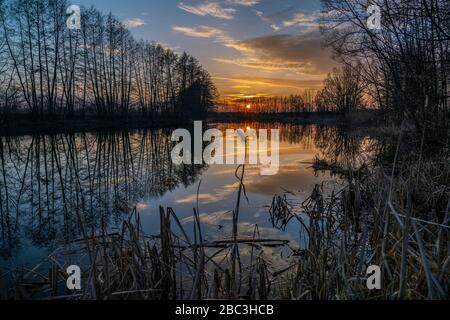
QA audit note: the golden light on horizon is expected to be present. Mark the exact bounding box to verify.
[246,104,251,109]
[225,93,272,101]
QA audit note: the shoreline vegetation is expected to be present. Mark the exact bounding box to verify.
[5,138,449,299]
[0,110,383,135]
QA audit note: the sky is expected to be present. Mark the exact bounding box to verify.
[76,0,336,98]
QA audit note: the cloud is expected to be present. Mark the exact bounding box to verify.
[213,57,311,73]
[213,76,325,98]
[282,12,319,30]
[255,10,281,31]
[178,2,236,20]
[214,76,324,90]
[213,31,335,75]
[232,85,252,89]
[173,25,226,38]
[123,18,146,28]
[256,9,320,32]
[173,24,255,53]
[174,23,335,77]
[227,0,259,6]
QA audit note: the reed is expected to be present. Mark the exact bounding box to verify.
[4,135,449,300]
[5,174,278,300]
[276,150,449,299]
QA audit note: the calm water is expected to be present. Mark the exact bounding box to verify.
[0,122,377,269]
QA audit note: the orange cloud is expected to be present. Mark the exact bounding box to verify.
[213,76,325,96]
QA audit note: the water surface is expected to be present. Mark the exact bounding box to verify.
[0,122,376,269]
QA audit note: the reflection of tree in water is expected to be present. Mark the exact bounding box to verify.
[213,122,381,163]
[213,121,317,148]
[0,130,205,258]
[0,123,382,259]
[313,126,382,170]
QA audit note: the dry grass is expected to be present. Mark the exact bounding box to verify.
[276,150,449,299]
[2,133,449,300]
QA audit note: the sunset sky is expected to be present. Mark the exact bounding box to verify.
[77,0,336,98]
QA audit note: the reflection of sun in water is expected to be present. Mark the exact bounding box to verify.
[246,104,251,109]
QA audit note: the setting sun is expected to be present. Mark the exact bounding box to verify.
[246,104,251,109]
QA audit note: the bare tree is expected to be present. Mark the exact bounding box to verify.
[0,0,217,118]
[316,64,365,112]
[320,0,450,129]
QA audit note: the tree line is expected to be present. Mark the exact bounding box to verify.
[218,91,317,113]
[221,0,449,130]
[0,0,217,118]
[320,0,449,129]
[217,65,368,114]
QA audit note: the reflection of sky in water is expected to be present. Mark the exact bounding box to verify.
[136,139,338,259]
[1,124,361,271]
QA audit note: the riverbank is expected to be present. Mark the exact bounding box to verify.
[207,110,382,126]
[0,113,195,136]
[0,110,384,136]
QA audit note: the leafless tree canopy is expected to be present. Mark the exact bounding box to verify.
[320,0,450,129]
[0,0,217,118]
